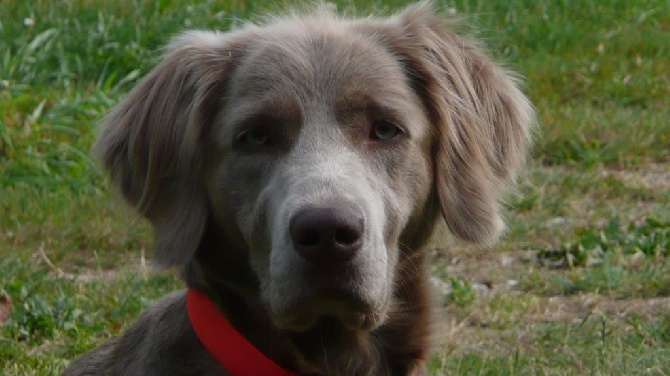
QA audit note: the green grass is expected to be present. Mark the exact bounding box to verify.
[1,0,669,374]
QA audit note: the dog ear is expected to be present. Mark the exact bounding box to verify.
[94,31,241,268]
[388,3,534,243]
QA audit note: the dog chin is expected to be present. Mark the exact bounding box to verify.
[270,295,388,332]
[273,311,387,332]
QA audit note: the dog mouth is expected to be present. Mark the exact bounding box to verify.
[271,288,388,332]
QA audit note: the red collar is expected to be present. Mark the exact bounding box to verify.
[186,288,299,376]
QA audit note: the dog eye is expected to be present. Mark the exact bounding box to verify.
[239,129,270,146]
[370,121,402,141]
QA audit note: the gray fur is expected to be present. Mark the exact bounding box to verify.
[64,2,533,375]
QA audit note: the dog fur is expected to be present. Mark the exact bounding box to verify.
[63,2,533,375]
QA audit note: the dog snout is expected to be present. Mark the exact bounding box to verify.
[289,203,364,267]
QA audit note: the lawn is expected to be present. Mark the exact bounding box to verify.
[1,0,669,374]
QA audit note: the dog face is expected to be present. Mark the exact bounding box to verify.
[206,26,435,330]
[95,3,532,333]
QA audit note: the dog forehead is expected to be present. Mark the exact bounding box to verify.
[231,25,409,103]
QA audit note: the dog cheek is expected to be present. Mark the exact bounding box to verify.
[356,188,395,309]
[248,182,303,314]
[243,193,276,278]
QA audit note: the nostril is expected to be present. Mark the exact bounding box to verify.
[334,226,360,246]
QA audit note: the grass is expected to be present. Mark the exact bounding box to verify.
[1,0,669,374]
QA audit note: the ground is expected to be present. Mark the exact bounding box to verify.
[1,0,669,375]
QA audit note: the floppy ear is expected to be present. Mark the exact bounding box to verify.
[94,31,241,268]
[388,3,534,243]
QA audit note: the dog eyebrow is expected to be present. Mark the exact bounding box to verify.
[224,98,302,146]
[336,95,412,129]
[367,102,407,125]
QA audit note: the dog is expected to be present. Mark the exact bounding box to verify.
[62,2,533,375]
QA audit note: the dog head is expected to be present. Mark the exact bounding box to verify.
[95,2,533,332]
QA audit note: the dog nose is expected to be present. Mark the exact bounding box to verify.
[289,204,364,267]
